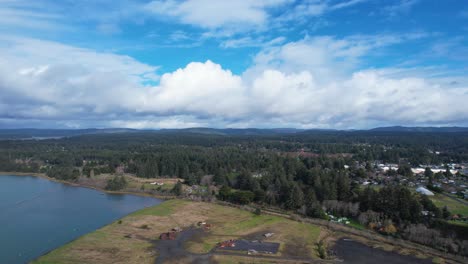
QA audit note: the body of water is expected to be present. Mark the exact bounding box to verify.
[0,174,162,264]
[333,238,432,264]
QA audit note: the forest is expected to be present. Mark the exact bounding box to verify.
[1,130,467,255]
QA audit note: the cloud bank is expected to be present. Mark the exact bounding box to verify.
[0,33,467,129]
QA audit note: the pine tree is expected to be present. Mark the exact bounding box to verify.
[285,183,304,210]
[442,206,451,219]
[172,181,183,196]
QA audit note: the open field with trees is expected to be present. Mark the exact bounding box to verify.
[33,198,466,264]
[33,200,324,263]
[2,130,467,259]
[430,194,468,216]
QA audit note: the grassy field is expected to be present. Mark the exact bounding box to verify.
[430,194,468,216]
[184,207,322,258]
[125,177,178,192]
[33,199,323,264]
[75,173,180,195]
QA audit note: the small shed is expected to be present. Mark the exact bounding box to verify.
[218,240,236,248]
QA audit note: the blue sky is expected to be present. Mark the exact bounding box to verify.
[0,0,467,129]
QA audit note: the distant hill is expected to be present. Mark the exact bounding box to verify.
[1,126,467,140]
[0,127,304,139]
[369,126,468,133]
[0,128,138,140]
[159,127,305,135]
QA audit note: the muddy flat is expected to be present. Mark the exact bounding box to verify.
[221,239,280,254]
[155,228,215,264]
[333,238,432,264]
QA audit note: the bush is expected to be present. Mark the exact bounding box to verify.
[383,223,397,235]
[427,185,443,193]
[230,190,254,205]
[172,181,183,196]
[46,166,79,181]
[105,176,127,191]
[316,240,327,259]
[254,208,262,215]
[217,185,232,201]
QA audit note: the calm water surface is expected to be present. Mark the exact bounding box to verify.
[0,175,162,264]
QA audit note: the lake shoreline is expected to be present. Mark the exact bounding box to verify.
[0,174,163,264]
[0,171,174,200]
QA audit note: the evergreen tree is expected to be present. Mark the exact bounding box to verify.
[285,183,304,210]
[442,206,451,219]
[218,185,231,201]
[172,181,183,196]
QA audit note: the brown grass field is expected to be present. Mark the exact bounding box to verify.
[33,199,323,264]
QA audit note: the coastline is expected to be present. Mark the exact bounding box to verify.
[0,171,174,200]
[0,171,166,264]
[3,173,464,263]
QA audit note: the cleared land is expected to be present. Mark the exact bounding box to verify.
[430,194,468,215]
[33,200,322,264]
[76,173,180,194]
[33,197,461,264]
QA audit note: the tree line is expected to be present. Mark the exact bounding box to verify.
[0,131,467,255]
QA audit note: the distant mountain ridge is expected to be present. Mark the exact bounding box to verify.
[368,126,468,133]
[159,127,306,135]
[0,126,467,139]
[0,127,304,139]
[0,128,138,140]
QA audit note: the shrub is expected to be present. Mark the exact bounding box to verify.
[105,175,127,191]
[254,208,262,215]
[316,240,327,259]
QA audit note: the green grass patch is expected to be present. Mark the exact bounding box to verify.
[131,199,187,216]
[347,219,366,230]
[33,242,78,264]
[432,257,444,264]
[140,182,175,192]
[301,222,321,244]
[430,194,468,216]
[448,220,468,227]
[222,214,282,233]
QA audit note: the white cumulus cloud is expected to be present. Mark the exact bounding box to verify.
[1,34,467,129]
[144,0,289,30]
